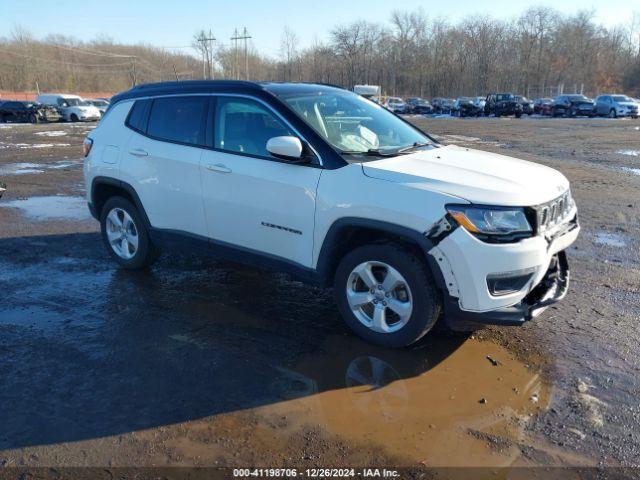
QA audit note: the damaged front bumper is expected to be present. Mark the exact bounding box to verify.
[443,251,570,328]
[425,211,579,330]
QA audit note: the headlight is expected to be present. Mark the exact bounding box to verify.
[446,204,532,241]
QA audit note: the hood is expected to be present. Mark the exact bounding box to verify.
[361,145,569,206]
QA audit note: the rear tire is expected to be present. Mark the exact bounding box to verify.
[100,196,160,270]
[334,244,441,348]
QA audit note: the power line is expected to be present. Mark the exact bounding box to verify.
[49,43,136,58]
[0,48,132,67]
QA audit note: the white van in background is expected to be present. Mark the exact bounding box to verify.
[36,94,101,122]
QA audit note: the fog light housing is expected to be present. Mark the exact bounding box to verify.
[487,268,536,296]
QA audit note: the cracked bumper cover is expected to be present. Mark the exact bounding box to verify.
[443,250,570,327]
[426,215,579,328]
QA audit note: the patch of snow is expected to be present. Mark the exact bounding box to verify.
[593,232,627,248]
[617,150,639,157]
[0,195,90,220]
[34,130,67,137]
[622,167,640,176]
[0,163,45,176]
[0,159,82,176]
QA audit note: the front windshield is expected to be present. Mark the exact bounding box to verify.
[279,90,431,155]
[65,98,89,106]
[567,95,588,101]
[612,95,632,102]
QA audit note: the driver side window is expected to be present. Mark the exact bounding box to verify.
[214,97,293,159]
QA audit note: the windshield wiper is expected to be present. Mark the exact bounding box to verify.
[339,148,397,157]
[396,141,431,154]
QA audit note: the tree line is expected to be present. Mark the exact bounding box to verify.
[1,7,639,98]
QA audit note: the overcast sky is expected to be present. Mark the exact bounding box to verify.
[1,0,636,57]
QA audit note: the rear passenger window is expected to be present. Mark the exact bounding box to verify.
[147,96,208,146]
[126,100,150,133]
[214,97,292,158]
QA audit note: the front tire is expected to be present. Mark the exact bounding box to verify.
[100,196,160,270]
[70,113,79,122]
[334,244,441,347]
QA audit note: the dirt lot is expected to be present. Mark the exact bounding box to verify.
[0,117,639,476]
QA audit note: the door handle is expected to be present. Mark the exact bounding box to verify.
[206,163,232,174]
[129,148,149,157]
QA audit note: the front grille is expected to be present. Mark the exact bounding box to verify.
[536,191,574,232]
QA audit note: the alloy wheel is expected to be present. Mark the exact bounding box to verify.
[105,207,139,260]
[346,261,413,334]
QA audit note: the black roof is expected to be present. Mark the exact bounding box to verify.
[110,80,346,104]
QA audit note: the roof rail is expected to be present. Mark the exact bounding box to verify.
[130,80,262,91]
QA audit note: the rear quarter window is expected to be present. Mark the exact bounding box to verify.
[125,99,151,133]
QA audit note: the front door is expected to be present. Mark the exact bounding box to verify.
[200,96,321,268]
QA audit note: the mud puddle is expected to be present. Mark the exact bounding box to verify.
[0,195,90,220]
[252,336,550,467]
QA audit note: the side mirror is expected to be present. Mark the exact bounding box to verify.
[267,136,304,161]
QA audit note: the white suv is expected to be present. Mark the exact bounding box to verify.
[83,81,580,347]
[37,94,101,122]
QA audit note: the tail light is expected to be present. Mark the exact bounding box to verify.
[83,137,93,157]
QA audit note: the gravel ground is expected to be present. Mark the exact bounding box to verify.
[0,117,639,476]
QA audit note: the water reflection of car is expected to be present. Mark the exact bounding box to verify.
[551,94,595,117]
[452,97,482,117]
[515,96,534,115]
[593,94,639,118]
[87,99,110,117]
[484,93,523,117]
[385,97,407,114]
[533,98,553,115]
[0,100,61,123]
[405,98,432,114]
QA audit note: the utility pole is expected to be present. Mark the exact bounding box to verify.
[196,31,216,79]
[131,57,137,87]
[231,27,252,80]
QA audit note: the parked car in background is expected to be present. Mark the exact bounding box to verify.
[405,97,432,114]
[453,97,482,117]
[551,95,595,117]
[484,93,523,117]
[533,98,553,115]
[87,99,110,117]
[515,96,534,115]
[36,93,101,122]
[385,97,407,114]
[593,94,639,118]
[431,98,455,114]
[0,100,61,123]
[473,96,486,113]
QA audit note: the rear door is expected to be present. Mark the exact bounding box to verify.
[121,95,209,237]
[200,95,321,268]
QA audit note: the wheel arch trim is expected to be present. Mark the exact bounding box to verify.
[315,217,447,287]
[90,176,151,229]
